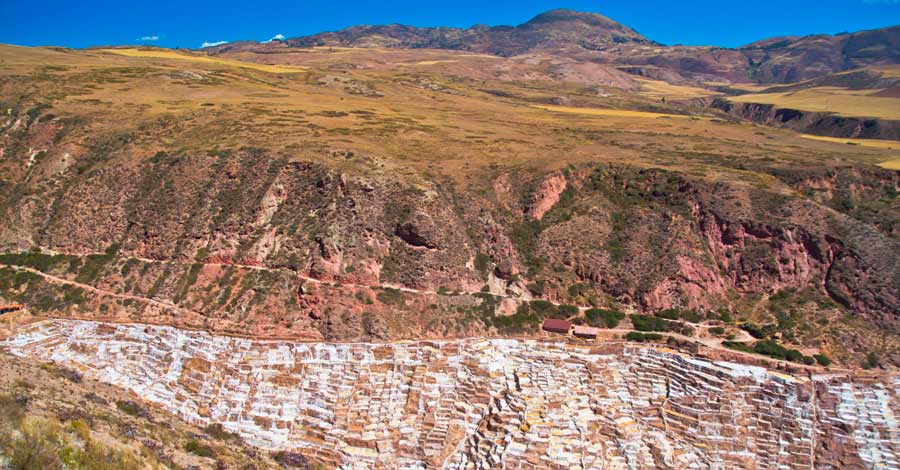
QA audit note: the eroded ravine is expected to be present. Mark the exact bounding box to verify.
[3,319,899,469]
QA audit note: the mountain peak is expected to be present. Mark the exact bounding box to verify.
[525,9,622,27]
[271,8,651,55]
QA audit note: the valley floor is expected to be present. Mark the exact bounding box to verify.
[3,319,899,469]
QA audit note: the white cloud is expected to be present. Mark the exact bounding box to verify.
[200,40,228,48]
[262,33,285,44]
[138,35,159,41]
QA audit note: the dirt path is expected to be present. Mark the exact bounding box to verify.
[2,261,849,372]
[2,264,206,317]
[1,249,849,372]
[14,248,724,327]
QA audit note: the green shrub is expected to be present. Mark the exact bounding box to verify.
[709,326,726,336]
[752,340,790,360]
[4,418,65,470]
[529,300,558,318]
[184,439,216,458]
[785,348,804,363]
[0,393,26,427]
[630,315,670,332]
[375,288,404,306]
[526,281,546,296]
[510,220,544,272]
[862,352,880,370]
[585,308,625,328]
[0,252,66,272]
[734,340,813,364]
[473,253,491,274]
[1,417,142,470]
[76,252,115,284]
[273,450,314,468]
[680,310,703,323]
[487,303,541,334]
[740,322,768,339]
[813,354,832,367]
[203,423,241,443]
[655,309,681,320]
[625,332,664,342]
[723,341,754,353]
[567,283,591,299]
[556,304,579,318]
[114,400,144,417]
[630,315,692,335]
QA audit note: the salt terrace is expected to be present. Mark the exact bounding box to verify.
[3,319,900,469]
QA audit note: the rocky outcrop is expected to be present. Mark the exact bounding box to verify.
[526,172,567,220]
[395,211,444,249]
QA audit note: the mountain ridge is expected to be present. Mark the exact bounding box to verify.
[203,9,899,84]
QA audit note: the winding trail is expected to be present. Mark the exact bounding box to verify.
[0,253,848,372]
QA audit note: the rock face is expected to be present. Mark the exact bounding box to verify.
[711,99,900,140]
[1,147,898,363]
[6,319,900,470]
[527,173,568,220]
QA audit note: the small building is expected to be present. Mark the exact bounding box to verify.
[573,325,599,339]
[542,319,572,335]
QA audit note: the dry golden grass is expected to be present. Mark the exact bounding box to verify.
[2,44,896,186]
[730,87,900,120]
[411,60,459,66]
[531,104,701,119]
[800,134,900,151]
[638,79,721,100]
[718,83,770,92]
[877,158,900,170]
[98,48,307,73]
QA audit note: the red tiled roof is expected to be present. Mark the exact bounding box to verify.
[542,319,572,333]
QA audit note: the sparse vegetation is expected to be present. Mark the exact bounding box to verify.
[814,354,832,367]
[114,400,145,417]
[203,423,242,443]
[861,352,881,370]
[630,314,693,336]
[0,354,297,470]
[723,340,816,365]
[376,288,405,306]
[585,308,626,328]
[184,438,216,458]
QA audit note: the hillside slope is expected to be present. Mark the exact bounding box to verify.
[0,43,898,366]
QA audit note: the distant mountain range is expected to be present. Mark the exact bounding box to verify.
[205,9,900,84]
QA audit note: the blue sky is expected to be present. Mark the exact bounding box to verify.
[1,0,898,49]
